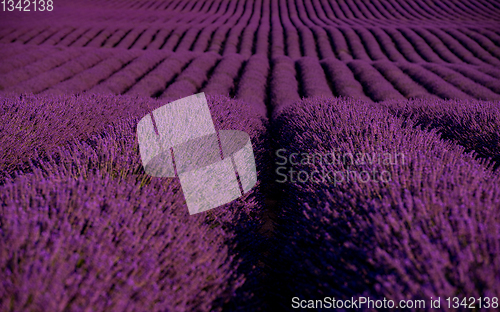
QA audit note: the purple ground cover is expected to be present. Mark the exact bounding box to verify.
[0,93,270,311]
[269,97,500,310]
[1,0,500,311]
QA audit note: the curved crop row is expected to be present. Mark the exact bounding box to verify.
[238,0,262,57]
[83,27,118,48]
[458,28,500,60]
[295,56,332,98]
[369,27,406,62]
[0,47,54,75]
[70,26,108,48]
[269,0,284,58]
[41,26,77,46]
[398,27,446,63]
[372,60,438,99]
[348,60,406,101]
[427,28,485,66]
[320,57,371,102]
[474,27,500,47]
[354,27,387,60]
[287,0,318,58]
[0,26,32,44]
[340,27,371,61]
[235,54,269,116]
[42,51,140,95]
[8,50,114,94]
[0,49,84,89]
[253,0,270,56]
[221,0,255,55]
[278,0,301,59]
[145,28,173,50]
[129,27,162,50]
[398,62,474,100]
[411,27,464,64]
[269,55,300,116]
[447,64,500,94]
[89,51,171,95]
[207,25,231,54]
[56,27,95,47]
[202,53,246,96]
[126,52,197,97]
[14,26,52,45]
[160,52,220,100]
[422,63,500,100]
[444,28,500,66]
[383,28,425,63]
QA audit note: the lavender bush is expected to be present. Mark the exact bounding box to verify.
[381,97,500,170]
[269,97,500,310]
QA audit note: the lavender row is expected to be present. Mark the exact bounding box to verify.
[446,63,500,94]
[7,50,115,94]
[269,0,285,58]
[237,0,263,57]
[422,63,500,100]
[235,54,269,117]
[222,0,255,55]
[0,49,84,89]
[299,0,336,59]
[0,93,161,184]
[269,97,500,309]
[0,46,56,75]
[286,0,318,58]
[126,52,198,97]
[160,52,220,100]
[278,0,301,60]
[347,60,406,101]
[254,0,270,56]
[295,56,332,98]
[89,51,171,95]
[372,60,438,99]
[340,28,371,61]
[202,53,246,97]
[384,28,426,63]
[320,57,372,102]
[398,28,447,63]
[0,93,270,311]
[398,62,474,100]
[443,28,500,66]
[411,27,465,64]
[269,55,300,117]
[42,51,141,95]
[382,97,500,170]
[458,28,500,60]
[354,27,387,61]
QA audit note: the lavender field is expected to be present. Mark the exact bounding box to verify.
[1,0,500,311]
